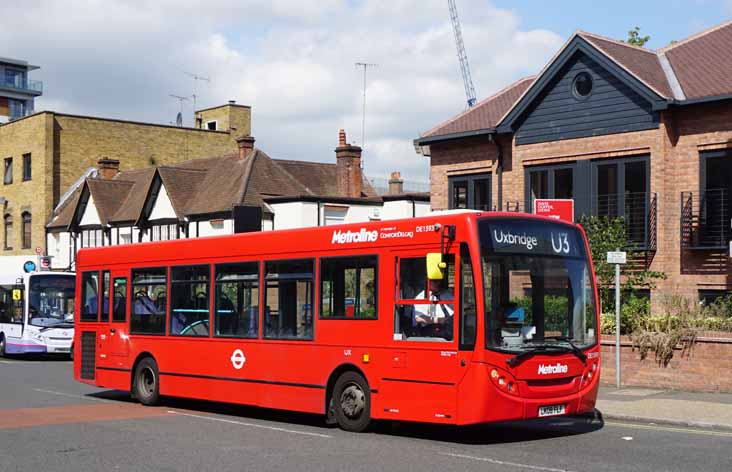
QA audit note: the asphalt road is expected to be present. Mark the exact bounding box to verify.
[0,358,730,472]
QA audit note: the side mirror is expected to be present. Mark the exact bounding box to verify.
[426,253,447,280]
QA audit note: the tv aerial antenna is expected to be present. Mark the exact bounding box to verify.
[355,62,377,170]
[183,71,210,112]
[169,94,189,127]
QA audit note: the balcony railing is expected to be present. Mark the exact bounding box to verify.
[681,189,730,249]
[0,77,43,94]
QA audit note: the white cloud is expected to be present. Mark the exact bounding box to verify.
[0,0,562,181]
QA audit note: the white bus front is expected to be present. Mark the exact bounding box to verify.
[0,272,75,356]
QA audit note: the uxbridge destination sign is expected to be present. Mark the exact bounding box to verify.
[480,219,585,258]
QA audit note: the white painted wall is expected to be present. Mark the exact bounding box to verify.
[342,204,381,224]
[262,215,274,231]
[270,202,319,230]
[149,184,177,220]
[79,195,101,226]
[197,218,234,237]
[46,232,71,269]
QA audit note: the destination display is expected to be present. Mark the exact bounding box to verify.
[479,219,585,258]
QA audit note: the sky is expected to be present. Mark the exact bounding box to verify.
[2,1,730,184]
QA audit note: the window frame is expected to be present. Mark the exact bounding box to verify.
[213,260,261,339]
[447,173,492,211]
[524,162,577,214]
[112,276,128,323]
[458,243,477,351]
[4,157,12,185]
[100,270,110,322]
[319,254,379,320]
[21,211,31,249]
[22,153,31,181]
[262,257,315,341]
[129,266,168,336]
[80,271,100,322]
[168,264,211,337]
[3,213,12,250]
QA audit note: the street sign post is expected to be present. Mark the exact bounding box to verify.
[607,249,627,388]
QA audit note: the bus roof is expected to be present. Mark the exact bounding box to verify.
[76,211,581,268]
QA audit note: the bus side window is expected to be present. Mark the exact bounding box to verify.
[112,277,127,323]
[80,271,100,322]
[101,271,110,322]
[264,259,314,340]
[320,255,378,319]
[130,268,167,335]
[459,243,477,350]
[395,255,455,342]
[214,262,259,338]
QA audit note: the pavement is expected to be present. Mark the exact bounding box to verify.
[597,385,732,431]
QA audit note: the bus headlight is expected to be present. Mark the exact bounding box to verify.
[489,366,519,396]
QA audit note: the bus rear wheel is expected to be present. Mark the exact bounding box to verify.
[133,357,160,406]
[332,371,371,432]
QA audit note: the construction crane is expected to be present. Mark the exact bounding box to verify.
[447,0,477,107]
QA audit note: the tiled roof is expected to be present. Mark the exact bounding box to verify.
[421,22,732,140]
[662,21,732,99]
[421,77,534,138]
[578,32,674,98]
[47,148,384,228]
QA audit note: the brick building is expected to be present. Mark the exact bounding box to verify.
[0,101,250,267]
[46,129,429,269]
[415,22,732,303]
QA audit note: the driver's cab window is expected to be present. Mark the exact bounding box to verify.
[394,254,455,342]
[170,265,210,337]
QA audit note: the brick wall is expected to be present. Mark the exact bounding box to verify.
[427,102,732,304]
[0,110,242,257]
[600,335,732,392]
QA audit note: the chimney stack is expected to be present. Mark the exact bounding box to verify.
[388,171,404,195]
[335,129,362,198]
[97,158,120,180]
[236,135,256,160]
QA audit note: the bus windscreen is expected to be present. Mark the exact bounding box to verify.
[479,218,597,353]
[28,275,75,328]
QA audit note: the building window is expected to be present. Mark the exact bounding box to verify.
[324,206,347,226]
[21,212,31,249]
[3,214,12,250]
[170,265,210,336]
[215,262,259,338]
[525,164,575,213]
[22,153,31,181]
[264,259,314,340]
[130,267,167,335]
[206,120,217,131]
[80,228,104,248]
[448,173,491,211]
[320,255,378,319]
[151,223,178,241]
[572,72,593,99]
[4,158,12,184]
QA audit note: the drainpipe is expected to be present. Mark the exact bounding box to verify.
[493,136,503,211]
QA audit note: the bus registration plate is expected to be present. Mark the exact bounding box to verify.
[538,404,565,417]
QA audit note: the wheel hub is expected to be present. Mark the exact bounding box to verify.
[340,384,365,418]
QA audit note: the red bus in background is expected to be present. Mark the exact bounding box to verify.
[73,210,600,432]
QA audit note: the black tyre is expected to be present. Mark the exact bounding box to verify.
[0,334,6,358]
[133,357,160,406]
[332,371,371,432]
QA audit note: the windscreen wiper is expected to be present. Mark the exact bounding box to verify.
[541,336,588,364]
[506,343,575,368]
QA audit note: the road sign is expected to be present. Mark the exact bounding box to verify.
[39,256,52,270]
[534,199,574,223]
[607,251,627,264]
[23,260,37,273]
[35,246,43,255]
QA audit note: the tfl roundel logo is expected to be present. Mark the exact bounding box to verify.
[230,349,246,370]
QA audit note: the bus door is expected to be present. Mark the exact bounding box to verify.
[0,284,24,342]
[385,247,472,421]
[99,270,130,359]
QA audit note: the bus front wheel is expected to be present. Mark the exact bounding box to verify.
[332,371,371,432]
[133,357,160,406]
[0,334,6,358]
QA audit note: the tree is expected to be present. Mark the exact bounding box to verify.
[625,26,650,47]
[579,215,665,311]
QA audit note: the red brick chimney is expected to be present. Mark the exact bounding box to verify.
[97,158,120,180]
[236,135,256,160]
[335,129,362,198]
[388,171,404,195]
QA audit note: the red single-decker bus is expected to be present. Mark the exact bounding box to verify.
[74,211,600,432]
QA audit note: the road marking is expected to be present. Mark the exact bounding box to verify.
[0,403,169,429]
[167,410,332,438]
[440,452,576,472]
[605,421,732,438]
[32,388,112,403]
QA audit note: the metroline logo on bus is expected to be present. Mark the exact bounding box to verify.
[537,363,569,375]
[331,227,415,245]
